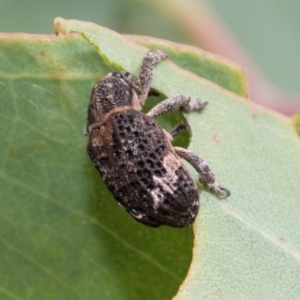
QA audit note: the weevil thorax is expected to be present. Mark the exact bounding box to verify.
[87,72,142,128]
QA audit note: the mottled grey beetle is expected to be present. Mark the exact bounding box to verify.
[85,50,230,227]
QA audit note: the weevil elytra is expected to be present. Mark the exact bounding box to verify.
[85,50,230,227]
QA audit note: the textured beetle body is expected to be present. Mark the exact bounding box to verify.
[87,108,199,227]
[86,50,230,228]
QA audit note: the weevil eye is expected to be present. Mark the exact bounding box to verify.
[112,72,122,78]
[122,72,137,83]
[120,72,139,88]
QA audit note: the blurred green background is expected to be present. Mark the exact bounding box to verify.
[1,0,300,99]
[209,0,300,93]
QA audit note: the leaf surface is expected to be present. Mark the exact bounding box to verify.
[55,18,300,300]
[0,18,299,300]
[127,35,248,97]
[0,34,192,300]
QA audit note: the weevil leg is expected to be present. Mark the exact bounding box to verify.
[139,50,168,106]
[169,122,189,138]
[173,147,230,198]
[147,95,207,118]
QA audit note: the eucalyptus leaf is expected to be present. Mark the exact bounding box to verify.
[0,17,299,300]
[0,35,192,300]
[128,35,248,97]
[55,18,300,300]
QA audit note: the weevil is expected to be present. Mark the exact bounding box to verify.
[85,50,230,227]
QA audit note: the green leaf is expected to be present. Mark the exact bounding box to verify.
[1,17,299,300]
[177,110,300,299]
[54,18,300,299]
[0,35,192,300]
[128,35,248,97]
[293,113,300,137]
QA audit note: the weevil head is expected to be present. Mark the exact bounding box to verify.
[86,71,142,128]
